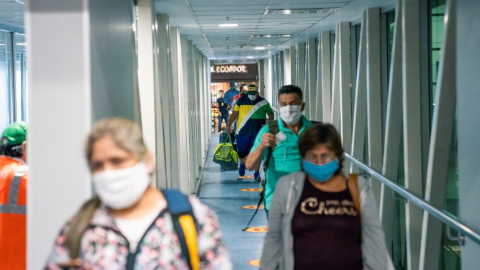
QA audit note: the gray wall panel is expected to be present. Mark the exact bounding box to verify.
[458,0,480,267]
[90,0,136,121]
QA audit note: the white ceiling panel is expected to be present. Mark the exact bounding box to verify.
[272,0,349,4]
[192,5,268,11]
[189,0,271,5]
[157,0,395,59]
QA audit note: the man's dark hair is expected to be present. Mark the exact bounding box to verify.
[278,85,303,100]
[0,141,23,158]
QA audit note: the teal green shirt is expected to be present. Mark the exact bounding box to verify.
[249,116,313,210]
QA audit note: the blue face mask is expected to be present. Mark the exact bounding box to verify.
[303,158,339,182]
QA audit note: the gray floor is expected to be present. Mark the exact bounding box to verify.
[198,133,267,270]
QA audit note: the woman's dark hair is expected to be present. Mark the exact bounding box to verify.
[278,85,303,100]
[298,123,344,174]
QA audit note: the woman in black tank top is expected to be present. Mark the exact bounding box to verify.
[259,123,394,270]
[293,124,362,270]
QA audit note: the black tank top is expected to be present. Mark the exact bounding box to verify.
[291,177,363,270]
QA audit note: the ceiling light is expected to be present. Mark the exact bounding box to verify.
[255,47,266,50]
[267,45,272,47]
[256,34,296,38]
[267,8,339,15]
[247,56,254,59]
[16,43,26,46]
[219,24,238,27]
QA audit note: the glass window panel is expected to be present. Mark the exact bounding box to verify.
[386,11,395,77]
[393,132,407,270]
[14,33,27,122]
[0,31,13,132]
[429,0,460,269]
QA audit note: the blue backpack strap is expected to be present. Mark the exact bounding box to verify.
[162,189,200,270]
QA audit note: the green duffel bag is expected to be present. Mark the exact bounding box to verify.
[213,133,238,170]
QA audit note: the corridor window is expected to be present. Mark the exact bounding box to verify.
[0,31,13,132]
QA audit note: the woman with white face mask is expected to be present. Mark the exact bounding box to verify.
[45,118,232,270]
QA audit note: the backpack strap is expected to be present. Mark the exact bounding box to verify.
[162,189,200,270]
[347,174,361,218]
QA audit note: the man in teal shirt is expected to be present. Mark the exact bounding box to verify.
[246,85,312,214]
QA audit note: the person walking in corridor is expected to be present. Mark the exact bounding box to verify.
[246,85,312,214]
[227,84,274,180]
[260,123,394,270]
[45,118,232,270]
[216,90,229,132]
[0,122,28,270]
[224,82,239,109]
[232,84,248,108]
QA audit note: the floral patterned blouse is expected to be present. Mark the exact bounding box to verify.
[45,196,232,270]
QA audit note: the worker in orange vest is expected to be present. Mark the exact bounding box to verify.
[0,122,28,270]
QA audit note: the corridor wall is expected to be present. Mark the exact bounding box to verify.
[136,6,211,194]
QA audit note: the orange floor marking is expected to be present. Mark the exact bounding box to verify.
[238,175,254,179]
[248,259,260,266]
[240,188,263,192]
[245,227,268,233]
[242,205,265,209]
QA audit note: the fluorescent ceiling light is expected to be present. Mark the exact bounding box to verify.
[255,47,266,50]
[16,43,26,46]
[267,8,339,15]
[255,34,296,38]
[247,56,254,59]
[219,24,238,27]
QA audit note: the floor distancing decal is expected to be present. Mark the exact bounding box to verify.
[240,188,263,192]
[242,205,265,209]
[245,227,268,233]
[248,259,260,266]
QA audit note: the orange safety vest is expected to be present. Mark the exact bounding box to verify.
[0,155,28,270]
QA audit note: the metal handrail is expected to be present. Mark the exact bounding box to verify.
[344,152,480,246]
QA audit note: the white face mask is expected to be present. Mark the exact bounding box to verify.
[92,162,150,210]
[248,94,256,101]
[280,105,302,125]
